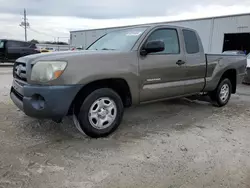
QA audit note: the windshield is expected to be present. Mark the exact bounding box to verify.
[0,40,4,48]
[87,27,148,51]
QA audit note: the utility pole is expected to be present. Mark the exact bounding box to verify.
[20,9,29,41]
[24,9,27,41]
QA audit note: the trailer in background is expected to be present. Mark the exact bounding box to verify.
[36,43,75,52]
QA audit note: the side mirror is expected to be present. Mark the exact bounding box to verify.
[141,40,165,55]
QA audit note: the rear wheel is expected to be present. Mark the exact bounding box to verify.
[209,78,232,107]
[74,88,124,138]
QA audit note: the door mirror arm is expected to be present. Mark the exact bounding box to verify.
[140,49,148,56]
[140,40,165,56]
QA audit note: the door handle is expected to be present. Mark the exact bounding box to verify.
[176,60,186,66]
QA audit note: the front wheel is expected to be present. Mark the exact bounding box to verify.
[74,88,124,138]
[209,78,232,107]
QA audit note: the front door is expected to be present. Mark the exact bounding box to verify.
[139,27,187,102]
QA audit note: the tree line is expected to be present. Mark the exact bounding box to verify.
[29,39,68,45]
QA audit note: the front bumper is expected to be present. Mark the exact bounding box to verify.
[10,79,82,119]
[242,68,250,84]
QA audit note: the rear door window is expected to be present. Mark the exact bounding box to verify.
[183,29,200,54]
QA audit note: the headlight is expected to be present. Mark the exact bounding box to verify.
[31,61,67,82]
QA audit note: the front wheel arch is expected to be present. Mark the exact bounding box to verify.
[68,78,132,115]
[75,88,124,138]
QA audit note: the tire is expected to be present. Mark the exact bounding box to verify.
[209,78,232,107]
[75,88,124,138]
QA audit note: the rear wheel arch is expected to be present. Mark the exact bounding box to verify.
[219,69,237,94]
[209,78,232,107]
[208,69,237,107]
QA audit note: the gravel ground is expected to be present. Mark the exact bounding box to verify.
[1,66,250,188]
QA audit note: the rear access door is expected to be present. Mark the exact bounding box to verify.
[17,42,40,57]
[181,29,206,94]
[5,40,35,61]
[5,40,22,61]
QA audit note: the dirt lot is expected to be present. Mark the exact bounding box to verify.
[1,66,250,188]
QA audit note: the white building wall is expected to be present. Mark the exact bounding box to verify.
[85,29,106,48]
[210,15,250,53]
[71,29,107,49]
[70,32,86,48]
[70,14,250,53]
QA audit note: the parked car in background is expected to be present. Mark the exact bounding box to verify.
[45,47,56,52]
[0,39,40,63]
[243,54,250,84]
[39,47,56,53]
[71,46,83,51]
[222,50,246,55]
[10,25,247,138]
[40,49,50,53]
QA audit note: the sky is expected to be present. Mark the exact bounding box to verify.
[0,0,250,42]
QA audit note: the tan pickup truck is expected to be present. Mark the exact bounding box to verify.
[10,25,247,138]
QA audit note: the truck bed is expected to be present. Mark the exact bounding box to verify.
[204,54,247,92]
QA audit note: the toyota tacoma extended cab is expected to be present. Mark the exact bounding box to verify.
[10,25,247,138]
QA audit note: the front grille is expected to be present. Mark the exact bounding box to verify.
[13,61,27,82]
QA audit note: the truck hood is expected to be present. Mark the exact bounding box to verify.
[17,49,138,85]
[17,50,120,63]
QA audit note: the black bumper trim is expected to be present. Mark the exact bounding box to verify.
[10,82,83,119]
[10,91,24,111]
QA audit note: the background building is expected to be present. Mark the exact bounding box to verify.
[36,43,74,51]
[70,13,250,54]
